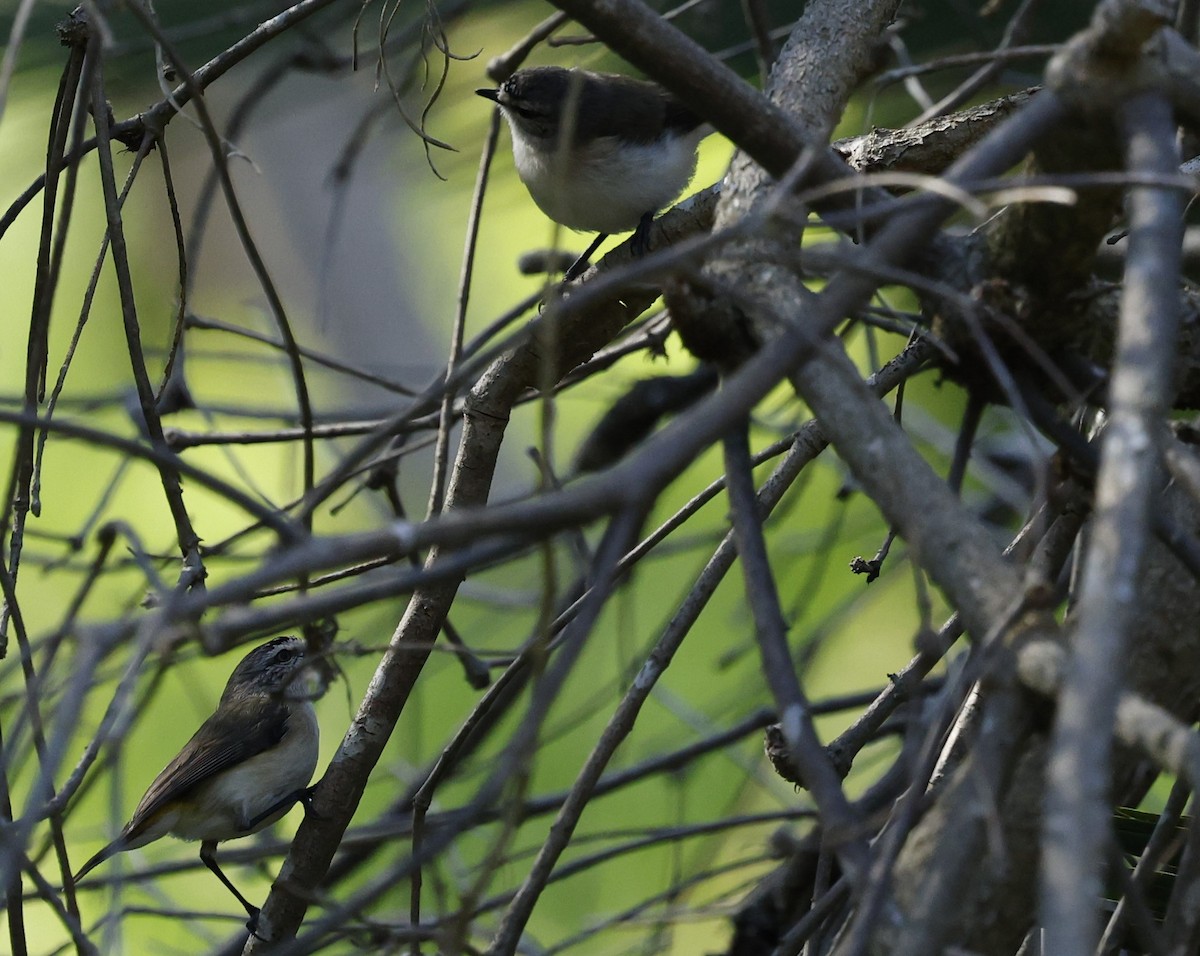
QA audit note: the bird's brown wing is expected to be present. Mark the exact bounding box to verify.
[122,697,290,842]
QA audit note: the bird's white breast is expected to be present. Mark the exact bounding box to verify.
[507,123,704,234]
[170,701,319,843]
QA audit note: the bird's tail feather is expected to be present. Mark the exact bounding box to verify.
[73,839,123,883]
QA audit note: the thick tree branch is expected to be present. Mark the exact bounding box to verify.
[1041,89,1183,956]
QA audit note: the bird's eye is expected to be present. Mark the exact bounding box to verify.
[273,647,297,664]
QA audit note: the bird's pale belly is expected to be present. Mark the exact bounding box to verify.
[513,133,702,234]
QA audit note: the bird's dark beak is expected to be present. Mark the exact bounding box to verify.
[476,88,500,103]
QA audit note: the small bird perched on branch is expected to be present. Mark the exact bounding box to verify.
[72,635,322,932]
[477,66,710,279]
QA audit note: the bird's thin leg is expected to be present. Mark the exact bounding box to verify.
[243,786,325,832]
[630,211,655,258]
[243,791,300,831]
[199,840,259,925]
[563,232,608,281]
[297,784,325,819]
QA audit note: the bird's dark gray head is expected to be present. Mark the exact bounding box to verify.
[223,635,310,701]
[477,67,579,141]
[476,66,700,145]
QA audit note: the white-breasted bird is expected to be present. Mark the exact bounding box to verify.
[73,635,321,930]
[478,66,710,277]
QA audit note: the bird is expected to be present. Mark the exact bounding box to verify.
[477,66,710,279]
[72,635,321,930]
